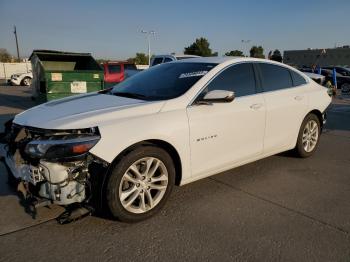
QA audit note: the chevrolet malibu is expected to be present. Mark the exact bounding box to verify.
[0,57,331,222]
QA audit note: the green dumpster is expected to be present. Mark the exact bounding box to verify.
[29,50,104,103]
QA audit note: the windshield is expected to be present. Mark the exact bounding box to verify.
[111,62,217,101]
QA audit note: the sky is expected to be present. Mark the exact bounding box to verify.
[1,0,350,60]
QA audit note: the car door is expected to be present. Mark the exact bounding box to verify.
[186,63,266,178]
[256,63,309,154]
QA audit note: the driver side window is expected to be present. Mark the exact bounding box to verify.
[200,63,257,99]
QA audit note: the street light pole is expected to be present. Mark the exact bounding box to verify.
[241,40,251,57]
[13,25,20,61]
[141,30,155,65]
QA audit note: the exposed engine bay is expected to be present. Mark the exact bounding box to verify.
[0,119,108,223]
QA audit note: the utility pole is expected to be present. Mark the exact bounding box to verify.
[13,25,20,61]
[141,30,156,65]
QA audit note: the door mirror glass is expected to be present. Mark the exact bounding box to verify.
[202,90,235,103]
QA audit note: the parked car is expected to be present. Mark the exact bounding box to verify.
[150,54,200,67]
[303,72,325,85]
[8,72,33,86]
[103,61,141,88]
[0,57,331,223]
[300,67,350,92]
[320,69,350,93]
[323,66,350,77]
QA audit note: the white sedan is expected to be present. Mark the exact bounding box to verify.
[8,72,33,86]
[0,57,331,222]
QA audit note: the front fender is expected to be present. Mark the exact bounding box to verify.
[89,109,191,182]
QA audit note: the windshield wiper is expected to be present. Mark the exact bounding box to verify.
[113,92,147,100]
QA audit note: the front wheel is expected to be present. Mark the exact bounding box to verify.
[295,114,321,158]
[106,146,175,222]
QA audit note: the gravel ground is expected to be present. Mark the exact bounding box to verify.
[0,86,349,262]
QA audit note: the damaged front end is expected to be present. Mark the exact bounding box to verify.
[0,119,109,223]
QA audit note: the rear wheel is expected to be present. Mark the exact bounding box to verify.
[295,114,320,158]
[21,77,32,86]
[341,83,350,94]
[106,146,175,222]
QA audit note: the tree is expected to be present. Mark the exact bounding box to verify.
[249,46,265,58]
[128,53,149,65]
[96,59,110,64]
[0,48,11,62]
[270,49,283,62]
[225,50,244,57]
[184,37,217,57]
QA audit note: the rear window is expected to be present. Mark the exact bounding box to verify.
[108,64,121,73]
[152,57,163,66]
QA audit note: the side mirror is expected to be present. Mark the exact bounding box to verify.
[201,90,235,103]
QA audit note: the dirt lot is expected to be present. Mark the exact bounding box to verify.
[0,86,349,262]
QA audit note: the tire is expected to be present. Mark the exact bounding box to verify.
[106,146,175,222]
[295,114,321,158]
[341,83,350,94]
[21,77,32,86]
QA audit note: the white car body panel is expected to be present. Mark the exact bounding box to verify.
[262,85,309,153]
[14,93,164,129]
[9,72,33,86]
[187,93,265,177]
[9,57,331,187]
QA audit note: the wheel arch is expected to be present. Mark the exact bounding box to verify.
[293,109,324,149]
[307,109,324,129]
[21,76,32,85]
[109,139,183,186]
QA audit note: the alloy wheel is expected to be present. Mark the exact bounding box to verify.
[302,120,319,152]
[118,157,168,214]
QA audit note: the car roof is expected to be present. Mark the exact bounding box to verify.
[174,57,308,78]
[175,56,272,64]
[174,54,200,58]
[153,54,200,59]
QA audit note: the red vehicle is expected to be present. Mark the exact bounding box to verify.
[102,61,140,87]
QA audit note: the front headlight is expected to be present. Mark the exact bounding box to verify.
[25,135,100,160]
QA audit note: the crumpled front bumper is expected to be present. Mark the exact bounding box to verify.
[1,143,87,205]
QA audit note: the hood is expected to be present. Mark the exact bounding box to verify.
[14,93,165,129]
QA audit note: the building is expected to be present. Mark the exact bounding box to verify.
[283,46,350,68]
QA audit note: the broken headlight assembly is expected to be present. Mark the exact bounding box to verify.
[24,135,101,160]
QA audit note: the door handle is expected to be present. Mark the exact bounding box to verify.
[250,103,263,110]
[294,95,303,101]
